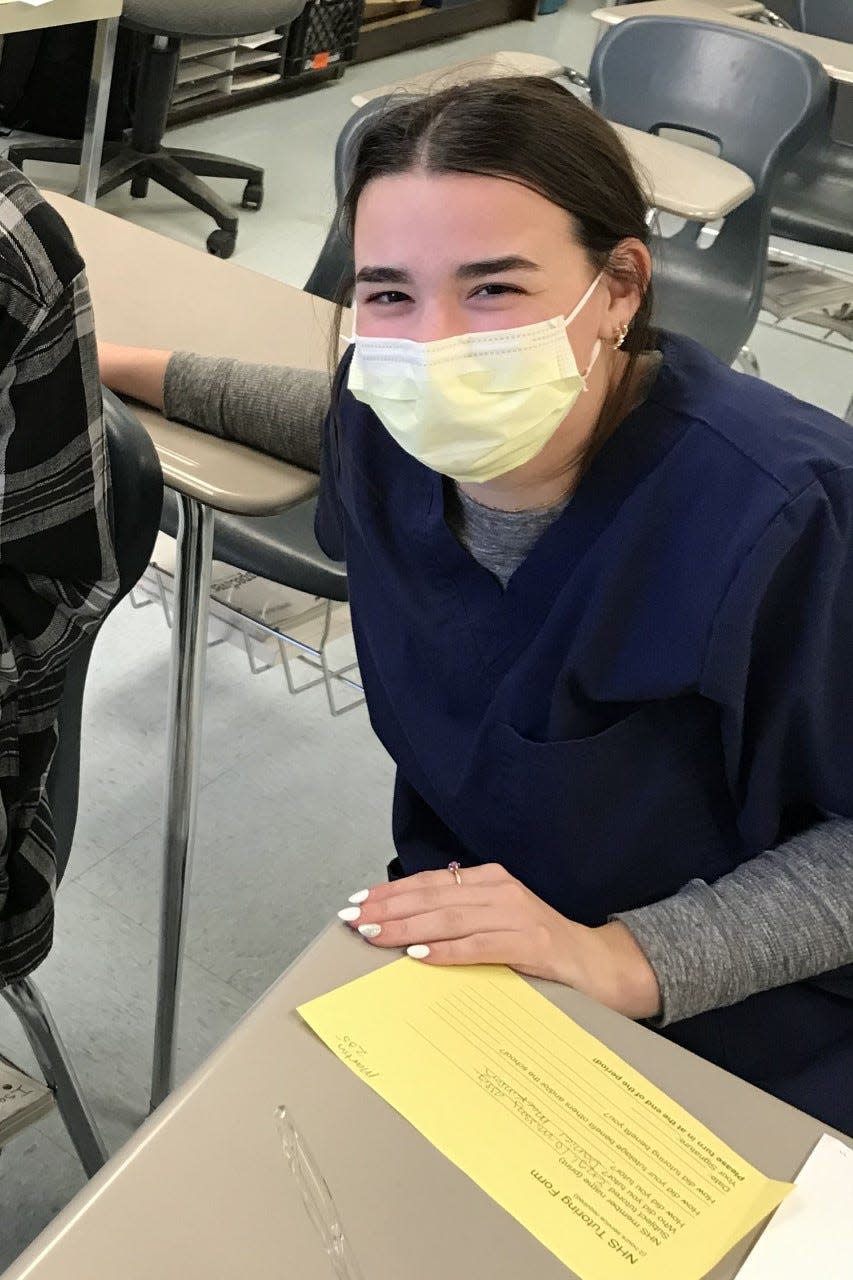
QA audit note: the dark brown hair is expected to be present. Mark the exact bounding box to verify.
[329,75,655,472]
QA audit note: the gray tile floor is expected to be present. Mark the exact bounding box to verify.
[0,0,851,1268]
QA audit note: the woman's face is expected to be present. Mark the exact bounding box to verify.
[352,169,623,370]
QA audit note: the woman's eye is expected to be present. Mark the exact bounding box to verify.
[472,283,524,298]
[365,290,412,305]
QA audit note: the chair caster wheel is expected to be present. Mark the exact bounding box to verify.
[130,175,149,198]
[241,181,264,211]
[207,229,236,259]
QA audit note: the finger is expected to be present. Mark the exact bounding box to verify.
[347,884,507,930]
[354,906,519,950]
[344,863,510,908]
[406,931,529,968]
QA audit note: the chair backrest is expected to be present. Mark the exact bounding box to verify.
[122,0,307,39]
[591,18,828,201]
[590,17,829,355]
[47,391,163,882]
[304,96,396,303]
[796,0,852,41]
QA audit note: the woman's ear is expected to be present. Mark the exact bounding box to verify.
[601,238,652,332]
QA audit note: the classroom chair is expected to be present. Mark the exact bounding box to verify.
[8,2,306,259]
[759,0,853,359]
[589,16,829,369]
[0,393,163,1177]
[770,0,852,253]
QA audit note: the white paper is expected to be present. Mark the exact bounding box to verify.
[736,1134,853,1278]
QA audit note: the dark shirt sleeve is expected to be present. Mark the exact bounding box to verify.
[701,467,853,835]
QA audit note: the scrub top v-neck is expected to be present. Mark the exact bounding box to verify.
[316,331,853,1130]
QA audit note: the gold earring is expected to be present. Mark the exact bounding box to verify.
[611,322,630,350]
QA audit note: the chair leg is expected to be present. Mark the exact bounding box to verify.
[1,978,108,1178]
[167,148,263,186]
[95,151,148,199]
[737,346,761,377]
[147,152,238,236]
[7,141,86,170]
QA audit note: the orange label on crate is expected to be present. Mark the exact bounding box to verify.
[311,50,331,69]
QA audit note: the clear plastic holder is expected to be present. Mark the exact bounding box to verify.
[275,1105,366,1280]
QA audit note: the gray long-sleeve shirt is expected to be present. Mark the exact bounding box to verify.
[163,351,853,1026]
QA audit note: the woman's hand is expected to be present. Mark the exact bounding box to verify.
[338,863,661,1020]
[97,341,172,410]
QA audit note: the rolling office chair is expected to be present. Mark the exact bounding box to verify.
[1,392,163,1176]
[589,16,829,369]
[8,2,307,259]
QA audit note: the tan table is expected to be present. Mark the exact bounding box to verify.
[349,50,755,222]
[46,192,327,1111]
[0,1,123,204]
[3,924,850,1280]
[350,49,567,106]
[591,1,853,84]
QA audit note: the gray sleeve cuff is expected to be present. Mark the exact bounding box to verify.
[611,881,742,1027]
[163,352,329,472]
[610,816,853,1027]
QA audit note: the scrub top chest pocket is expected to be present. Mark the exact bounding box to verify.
[491,698,742,926]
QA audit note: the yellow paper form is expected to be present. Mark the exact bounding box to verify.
[298,960,791,1280]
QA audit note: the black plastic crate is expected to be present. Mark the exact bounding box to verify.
[282,0,365,80]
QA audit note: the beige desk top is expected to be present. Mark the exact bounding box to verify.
[4,925,849,1280]
[613,121,755,219]
[44,192,325,515]
[349,49,755,221]
[0,0,120,36]
[591,1,853,84]
[350,49,567,106]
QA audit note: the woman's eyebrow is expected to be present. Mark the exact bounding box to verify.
[354,256,542,286]
[456,256,542,279]
[355,266,411,284]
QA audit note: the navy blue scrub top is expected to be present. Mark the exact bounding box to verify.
[316,332,853,1133]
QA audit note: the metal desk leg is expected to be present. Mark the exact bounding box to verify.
[3,977,108,1178]
[73,16,119,205]
[150,493,214,1111]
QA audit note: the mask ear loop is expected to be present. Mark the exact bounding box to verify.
[564,271,605,389]
[564,270,605,327]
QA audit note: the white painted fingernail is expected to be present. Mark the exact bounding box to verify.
[407,944,430,960]
[348,889,370,904]
[338,906,361,922]
[358,923,382,939]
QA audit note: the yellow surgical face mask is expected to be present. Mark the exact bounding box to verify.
[345,272,603,484]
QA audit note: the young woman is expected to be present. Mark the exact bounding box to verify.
[99,78,853,1132]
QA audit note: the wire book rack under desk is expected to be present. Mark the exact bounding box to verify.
[130,534,364,717]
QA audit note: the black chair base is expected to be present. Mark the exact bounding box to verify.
[7,140,263,259]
